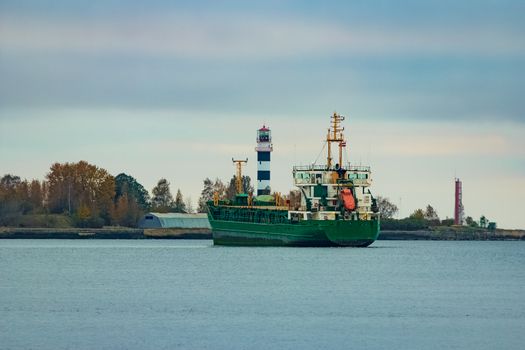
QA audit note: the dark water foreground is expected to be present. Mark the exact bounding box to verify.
[1,240,524,350]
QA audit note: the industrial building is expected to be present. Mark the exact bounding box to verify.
[138,213,211,230]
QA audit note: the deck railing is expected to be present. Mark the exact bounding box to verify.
[293,164,370,172]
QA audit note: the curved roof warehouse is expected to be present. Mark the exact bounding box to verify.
[138,213,211,230]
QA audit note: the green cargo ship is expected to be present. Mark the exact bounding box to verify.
[208,112,380,247]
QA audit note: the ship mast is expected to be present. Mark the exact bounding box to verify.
[326,112,345,168]
[232,158,248,194]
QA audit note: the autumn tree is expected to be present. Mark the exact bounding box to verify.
[109,173,150,227]
[376,196,399,219]
[465,216,478,227]
[479,215,488,228]
[114,173,150,211]
[172,189,187,213]
[16,180,32,214]
[0,174,23,225]
[0,174,47,225]
[213,178,226,199]
[151,178,174,212]
[225,175,254,200]
[110,191,141,227]
[197,177,230,212]
[185,196,194,214]
[46,161,115,227]
[112,192,128,225]
[197,178,214,213]
[409,208,425,220]
[28,180,44,213]
[0,174,21,195]
[424,205,439,221]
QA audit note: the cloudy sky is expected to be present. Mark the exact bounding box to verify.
[1,0,524,228]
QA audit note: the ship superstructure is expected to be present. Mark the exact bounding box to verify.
[291,112,376,222]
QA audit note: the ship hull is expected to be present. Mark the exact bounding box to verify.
[210,218,380,247]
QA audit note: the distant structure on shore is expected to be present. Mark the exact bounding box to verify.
[454,178,464,225]
[255,125,273,196]
[138,213,211,230]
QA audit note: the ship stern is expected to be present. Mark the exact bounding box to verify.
[322,219,380,247]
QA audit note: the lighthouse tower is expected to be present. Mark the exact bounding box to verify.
[454,178,464,225]
[255,125,273,196]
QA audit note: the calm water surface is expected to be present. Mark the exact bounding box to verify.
[1,239,524,350]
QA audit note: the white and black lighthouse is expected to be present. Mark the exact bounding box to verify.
[255,125,273,196]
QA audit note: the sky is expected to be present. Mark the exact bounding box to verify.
[1,0,524,228]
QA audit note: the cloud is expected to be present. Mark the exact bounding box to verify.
[347,119,525,158]
[1,13,523,59]
[376,134,509,157]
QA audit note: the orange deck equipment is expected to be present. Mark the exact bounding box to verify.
[341,189,356,211]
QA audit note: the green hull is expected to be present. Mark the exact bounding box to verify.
[209,217,380,247]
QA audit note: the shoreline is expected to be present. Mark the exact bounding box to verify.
[1,227,523,240]
[379,229,525,241]
[0,227,212,239]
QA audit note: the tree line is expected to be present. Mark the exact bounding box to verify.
[0,160,254,228]
[1,161,192,228]
[196,176,254,212]
[376,196,493,230]
[2,160,490,230]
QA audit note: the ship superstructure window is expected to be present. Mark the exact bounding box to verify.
[295,172,311,180]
